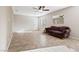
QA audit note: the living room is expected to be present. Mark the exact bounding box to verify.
[0,6,79,52]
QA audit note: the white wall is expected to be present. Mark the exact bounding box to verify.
[52,7,79,38]
[13,13,53,32]
[13,15,38,32]
[0,7,13,51]
[6,7,13,50]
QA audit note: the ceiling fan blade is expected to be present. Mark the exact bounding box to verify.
[42,6,45,8]
[39,6,42,10]
[43,9,49,11]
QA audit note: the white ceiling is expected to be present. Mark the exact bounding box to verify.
[13,6,69,16]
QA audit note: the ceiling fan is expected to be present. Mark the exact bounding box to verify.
[38,6,49,11]
[33,6,49,12]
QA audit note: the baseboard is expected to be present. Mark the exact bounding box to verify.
[13,31,34,33]
[70,36,79,40]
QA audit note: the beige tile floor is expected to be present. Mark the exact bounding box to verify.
[8,31,79,52]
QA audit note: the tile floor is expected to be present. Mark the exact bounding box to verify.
[8,31,79,52]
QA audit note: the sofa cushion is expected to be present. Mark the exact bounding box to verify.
[49,30,63,34]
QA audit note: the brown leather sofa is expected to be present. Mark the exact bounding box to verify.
[44,26,71,39]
